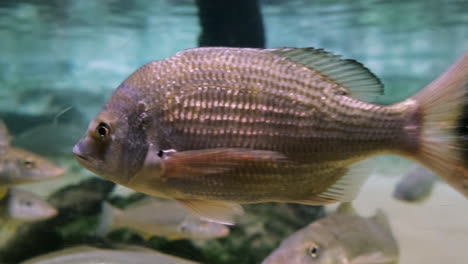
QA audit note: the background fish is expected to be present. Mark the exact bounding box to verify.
[262,203,399,264]
[0,120,64,193]
[0,188,57,222]
[20,245,200,264]
[0,147,64,187]
[393,166,437,203]
[73,47,468,224]
[97,198,229,240]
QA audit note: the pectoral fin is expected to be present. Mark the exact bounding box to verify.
[176,199,244,225]
[161,148,287,179]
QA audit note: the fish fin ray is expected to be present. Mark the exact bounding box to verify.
[176,199,243,225]
[351,252,398,264]
[269,48,383,102]
[162,148,288,179]
[316,162,371,202]
[408,51,468,198]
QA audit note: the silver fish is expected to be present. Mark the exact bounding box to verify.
[20,245,200,264]
[98,198,229,240]
[0,188,57,222]
[262,203,399,264]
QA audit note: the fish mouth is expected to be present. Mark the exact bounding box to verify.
[72,144,89,162]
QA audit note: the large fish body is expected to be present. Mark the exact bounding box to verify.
[262,203,399,264]
[98,198,229,239]
[73,47,468,223]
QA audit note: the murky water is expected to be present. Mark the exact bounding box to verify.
[0,0,467,263]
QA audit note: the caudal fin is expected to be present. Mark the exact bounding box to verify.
[409,51,468,197]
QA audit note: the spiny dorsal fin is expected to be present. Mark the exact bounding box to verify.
[269,48,384,102]
[336,202,356,215]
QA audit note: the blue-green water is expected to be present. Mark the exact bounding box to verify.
[0,0,467,263]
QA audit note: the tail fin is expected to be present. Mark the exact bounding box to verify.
[409,51,468,197]
[95,202,119,237]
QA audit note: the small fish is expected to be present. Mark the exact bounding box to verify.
[0,188,57,222]
[20,245,200,264]
[0,147,65,187]
[0,120,64,194]
[98,198,229,240]
[262,203,399,264]
[73,47,468,224]
[393,166,437,203]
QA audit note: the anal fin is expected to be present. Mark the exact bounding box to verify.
[176,199,244,225]
[316,162,371,203]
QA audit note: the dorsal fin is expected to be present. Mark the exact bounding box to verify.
[269,48,384,102]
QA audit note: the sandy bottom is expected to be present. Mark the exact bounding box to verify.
[342,170,468,264]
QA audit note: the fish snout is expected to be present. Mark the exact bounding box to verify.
[73,136,97,163]
[43,205,58,220]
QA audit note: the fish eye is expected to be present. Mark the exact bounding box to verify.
[157,150,164,158]
[23,160,36,169]
[308,245,319,258]
[96,122,110,137]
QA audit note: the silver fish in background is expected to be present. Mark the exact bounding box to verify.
[20,245,200,264]
[0,120,64,196]
[98,198,229,240]
[0,188,57,222]
[262,203,399,264]
[393,166,437,203]
[0,148,65,187]
[73,47,468,224]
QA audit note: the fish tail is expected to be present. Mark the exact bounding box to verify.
[95,202,119,237]
[403,51,468,197]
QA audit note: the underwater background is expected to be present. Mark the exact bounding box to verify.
[0,0,467,263]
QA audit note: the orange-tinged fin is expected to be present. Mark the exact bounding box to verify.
[315,162,371,203]
[408,51,468,197]
[269,48,384,102]
[176,199,243,225]
[162,148,287,179]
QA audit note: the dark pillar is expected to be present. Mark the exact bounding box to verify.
[196,0,265,48]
